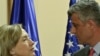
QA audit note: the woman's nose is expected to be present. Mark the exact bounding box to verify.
[29,39,34,46]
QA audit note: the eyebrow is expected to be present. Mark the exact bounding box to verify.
[72,22,79,26]
[22,35,28,38]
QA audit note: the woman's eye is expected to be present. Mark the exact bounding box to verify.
[22,35,29,41]
[23,37,28,41]
[23,38,27,41]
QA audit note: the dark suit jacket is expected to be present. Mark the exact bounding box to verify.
[72,46,100,56]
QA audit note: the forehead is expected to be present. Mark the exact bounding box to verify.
[71,13,79,21]
[71,13,82,23]
[21,29,28,37]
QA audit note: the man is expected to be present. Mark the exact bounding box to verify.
[68,0,100,56]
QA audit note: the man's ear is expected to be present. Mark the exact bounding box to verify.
[87,20,96,30]
[10,48,15,55]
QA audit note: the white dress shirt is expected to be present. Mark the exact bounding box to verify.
[93,42,100,56]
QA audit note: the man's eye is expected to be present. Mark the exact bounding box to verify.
[72,24,79,29]
[73,24,77,27]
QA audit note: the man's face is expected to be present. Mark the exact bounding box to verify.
[11,29,35,56]
[71,13,93,44]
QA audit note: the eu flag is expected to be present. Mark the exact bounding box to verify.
[63,0,84,56]
[10,0,41,56]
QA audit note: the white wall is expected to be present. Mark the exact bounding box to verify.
[96,0,100,5]
[34,0,69,56]
[0,0,7,26]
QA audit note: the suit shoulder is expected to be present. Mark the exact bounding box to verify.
[72,46,89,56]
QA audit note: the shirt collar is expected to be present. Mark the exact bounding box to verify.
[93,42,100,55]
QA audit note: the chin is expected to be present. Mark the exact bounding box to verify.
[30,53,35,56]
[27,53,35,56]
[33,53,35,56]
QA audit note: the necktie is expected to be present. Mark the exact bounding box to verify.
[89,48,95,56]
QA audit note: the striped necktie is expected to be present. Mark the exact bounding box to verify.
[89,48,95,56]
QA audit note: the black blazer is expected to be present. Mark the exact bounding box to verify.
[72,46,100,56]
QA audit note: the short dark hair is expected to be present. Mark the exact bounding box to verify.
[68,0,100,26]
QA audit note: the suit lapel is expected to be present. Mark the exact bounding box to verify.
[73,46,90,56]
[82,46,90,56]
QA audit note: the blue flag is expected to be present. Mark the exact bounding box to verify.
[63,0,84,56]
[10,0,41,56]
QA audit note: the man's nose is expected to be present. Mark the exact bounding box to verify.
[70,26,76,34]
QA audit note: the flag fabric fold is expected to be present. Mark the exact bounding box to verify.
[63,0,84,56]
[10,0,41,56]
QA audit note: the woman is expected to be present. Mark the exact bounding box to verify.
[0,24,35,56]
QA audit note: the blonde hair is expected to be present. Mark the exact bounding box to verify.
[0,24,22,56]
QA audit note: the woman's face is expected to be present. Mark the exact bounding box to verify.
[10,29,35,56]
